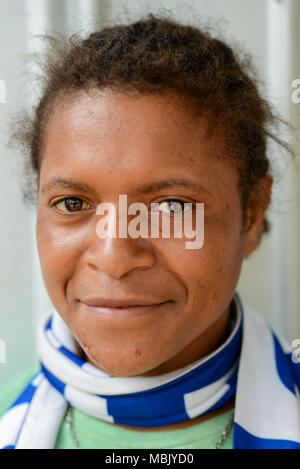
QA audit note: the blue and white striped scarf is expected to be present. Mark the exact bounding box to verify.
[1,292,300,449]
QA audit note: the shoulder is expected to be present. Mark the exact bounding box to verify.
[0,364,41,418]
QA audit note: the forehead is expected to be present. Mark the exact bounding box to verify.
[44,90,209,150]
[40,90,239,199]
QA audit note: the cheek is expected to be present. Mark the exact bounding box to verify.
[202,210,244,281]
[36,211,86,303]
[164,209,244,303]
[205,212,242,265]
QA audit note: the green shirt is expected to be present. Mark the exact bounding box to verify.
[0,367,233,449]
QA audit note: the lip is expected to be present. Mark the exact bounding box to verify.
[81,297,170,308]
[80,300,172,318]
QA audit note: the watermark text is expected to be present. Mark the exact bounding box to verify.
[0,79,6,104]
[0,339,6,364]
[95,195,204,250]
[291,79,300,103]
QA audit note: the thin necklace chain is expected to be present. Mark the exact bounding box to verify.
[66,406,80,449]
[215,411,234,449]
[66,405,234,450]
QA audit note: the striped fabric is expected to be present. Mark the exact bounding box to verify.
[0,292,299,449]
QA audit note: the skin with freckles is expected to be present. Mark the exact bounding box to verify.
[36,89,272,431]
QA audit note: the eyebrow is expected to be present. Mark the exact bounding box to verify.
[41,177,98,196]
[41,176,212,197]
[133,179,212,196]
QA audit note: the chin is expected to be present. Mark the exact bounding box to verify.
[78,340,162,377]
[87,355,159,377]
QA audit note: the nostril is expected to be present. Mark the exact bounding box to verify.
[87,263,100,272]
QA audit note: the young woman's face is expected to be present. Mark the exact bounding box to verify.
[36,91,265,377]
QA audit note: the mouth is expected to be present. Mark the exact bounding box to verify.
[79,299,173,319]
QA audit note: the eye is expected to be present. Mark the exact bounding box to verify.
[52,197,91,213]
[155,199,192,215]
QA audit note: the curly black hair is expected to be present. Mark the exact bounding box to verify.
[14,12,294,245]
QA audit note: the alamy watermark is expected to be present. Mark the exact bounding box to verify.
[291,339,300,364]
[291,79,300,103]
[95,195,204,249]
[0,339,6,364]
[0,79,6,104]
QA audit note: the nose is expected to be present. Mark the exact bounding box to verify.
[84,218,156,280]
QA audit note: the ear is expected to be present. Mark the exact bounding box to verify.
[243,174,273,257]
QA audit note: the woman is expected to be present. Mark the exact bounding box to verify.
[0,13,299,449]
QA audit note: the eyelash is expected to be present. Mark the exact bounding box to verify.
[51,197,92,214]
[152,199,192,214]
[51,197,193,214]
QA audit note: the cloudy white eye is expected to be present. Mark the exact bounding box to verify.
[157,200,192,214]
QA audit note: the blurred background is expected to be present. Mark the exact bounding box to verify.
[1,0,300,384]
